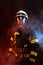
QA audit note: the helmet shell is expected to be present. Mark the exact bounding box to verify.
[16,10,28,19]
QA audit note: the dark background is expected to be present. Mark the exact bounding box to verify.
[0,0,43,65]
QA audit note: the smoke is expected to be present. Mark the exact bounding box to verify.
[28,9,43,48]
[35,30,43,47]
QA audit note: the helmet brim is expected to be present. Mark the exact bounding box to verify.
[16,15,28,19]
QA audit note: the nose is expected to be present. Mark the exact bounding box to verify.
[20,17,23,25]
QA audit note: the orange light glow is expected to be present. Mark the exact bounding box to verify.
[21,54,22,58]
[8,53,9,56]
[10,37,13,41]
[9,48,18,57]
[17,18,20,24]
[9,48,13,51]
[14,41,16,44]
[15,54,18,57]
[14,32,20,36]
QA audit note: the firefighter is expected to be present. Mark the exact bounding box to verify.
[10,10,39,64]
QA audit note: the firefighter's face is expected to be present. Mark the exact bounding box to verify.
[16,17,26,25]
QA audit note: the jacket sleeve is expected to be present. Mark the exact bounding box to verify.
[28,28,39,62]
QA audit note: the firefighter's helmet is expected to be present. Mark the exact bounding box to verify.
[16,10,29,25]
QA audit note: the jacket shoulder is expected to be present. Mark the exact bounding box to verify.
[26,27,35,35]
